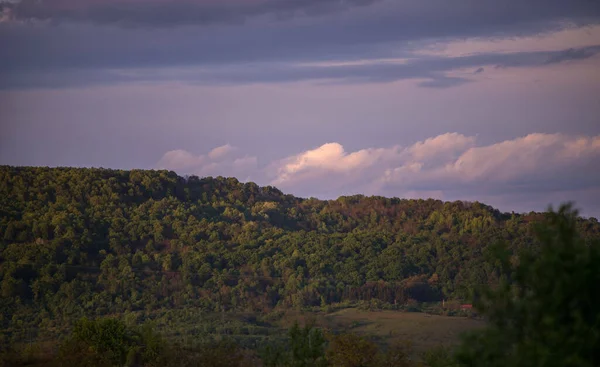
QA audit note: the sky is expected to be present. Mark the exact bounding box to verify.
[1,0,600,217]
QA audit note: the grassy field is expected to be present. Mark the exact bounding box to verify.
[128,307,485,356]
[274,308,485,355]
[328,309,483,353]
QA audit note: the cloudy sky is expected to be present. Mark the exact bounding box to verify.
[1,0,600,217]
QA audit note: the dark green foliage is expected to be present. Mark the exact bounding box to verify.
[262,321,327,367]
[455,204,600,367]
[1,166,599,347]
[55,317,168,367]
[288,321,327,367]
[70,318,131,365]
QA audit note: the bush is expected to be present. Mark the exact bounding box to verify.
[326,332,379,367]
[54,317,169,367]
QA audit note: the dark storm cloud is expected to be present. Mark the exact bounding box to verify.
[2,0,599,28]
[0,0,378,26]
[2,44,598,90]
[0,0,599,89]
[544,47,599,64]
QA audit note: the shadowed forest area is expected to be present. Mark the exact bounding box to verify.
[1,166,599,366]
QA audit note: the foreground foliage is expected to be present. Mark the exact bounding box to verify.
[455,204,600,366]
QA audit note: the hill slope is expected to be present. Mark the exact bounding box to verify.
[1,166,599,343]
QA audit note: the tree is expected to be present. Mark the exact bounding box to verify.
[59,318,132,366]
[288,321,327,367]
[55,318,169,367]
[455,204,600,367]
[261,321,327,367]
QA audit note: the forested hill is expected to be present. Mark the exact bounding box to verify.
[1,166,599,338]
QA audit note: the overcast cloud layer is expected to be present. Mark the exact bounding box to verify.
[1,0,600,88]
[1,0,600,216]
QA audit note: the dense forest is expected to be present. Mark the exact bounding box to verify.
[1,166,599,349]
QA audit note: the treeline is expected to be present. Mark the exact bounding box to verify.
[1,316,425,367]
[1,166,599,344]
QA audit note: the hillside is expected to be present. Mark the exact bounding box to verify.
[1,166,599,345]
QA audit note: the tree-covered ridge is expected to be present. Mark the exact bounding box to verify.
[1,166,599,344]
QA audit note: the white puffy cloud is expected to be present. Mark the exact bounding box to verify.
[267,132,479,191]
[156,145,258,180]
[406,132,475,165]
[382,133,600,193]
[268,142,400,187]
[157,132,600,216]
[208,144,236,161]
[156,149,205,171]
[267,132,600,214]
